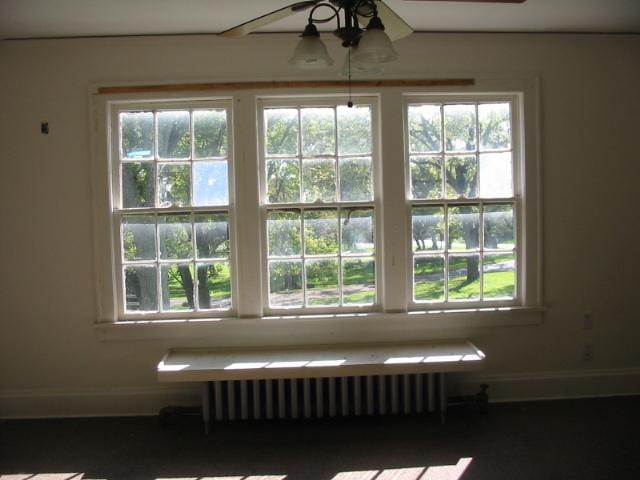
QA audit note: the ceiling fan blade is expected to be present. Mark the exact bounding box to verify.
[359,0,414,42]
[218,1,321,37]
[403,0,526,3]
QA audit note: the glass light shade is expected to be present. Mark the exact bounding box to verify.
[289,36,334,69]
[351,28,398,64]
[342,51,384,76]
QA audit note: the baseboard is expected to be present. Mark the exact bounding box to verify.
[452,366,640,403]
[2,367,639,418]
[0,385,200,419]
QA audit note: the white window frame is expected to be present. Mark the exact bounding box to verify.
[404,93,524,310]
[257,96,382,316]
[99,96,238,321]
[91,81,542,340]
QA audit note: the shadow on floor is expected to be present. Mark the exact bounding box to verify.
[1,396,639,480]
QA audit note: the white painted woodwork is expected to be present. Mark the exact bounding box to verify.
[158,341,484,382]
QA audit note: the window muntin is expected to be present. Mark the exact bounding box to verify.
[260,100,377,311]
[407,100,517,305]
[114,103,233,317]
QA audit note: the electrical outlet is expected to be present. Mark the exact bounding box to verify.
[582,344,595,362]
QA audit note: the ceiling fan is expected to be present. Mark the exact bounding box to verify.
[218,0,526,72]
[218,0,527,41]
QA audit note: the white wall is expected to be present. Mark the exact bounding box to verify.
[1,33,639,417]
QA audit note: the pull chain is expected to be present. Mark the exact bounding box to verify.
[347,47,353,108]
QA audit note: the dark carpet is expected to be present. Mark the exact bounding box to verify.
[1,396,639,480]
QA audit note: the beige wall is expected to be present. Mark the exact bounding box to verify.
[1,33,639,417]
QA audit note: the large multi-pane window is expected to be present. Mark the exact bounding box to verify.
[259,100,377,310]
[407,100,517,304]
[113,102,233,317]
[100,90,535,323]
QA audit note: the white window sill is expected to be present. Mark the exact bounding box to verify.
[94,306,544,344]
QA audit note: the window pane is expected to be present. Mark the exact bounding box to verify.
[197,262,231,310]
[122,162,155,208]
[339,157,372,201]
[122,215,156,261]
[404,100,518,308]
[444,104,476,152]
[158,163,191,207]
[479,152,513,198]
[304,209,338,255]
[195,213,229,259]
[193,161,228,206]
[412,206,444,252]
[410,156,442,200]
[337,105,371,155]
[445,155,477,199]
[193,109,227,158]
[408,105,441,153]
[484,204,515,249]
[341,208,374,255]
[157,111,191,159]
[483,252,515,299]
[448,254,480,300]
[448,205,480,251]
[479,103,511,151]
[414,256,444,302]
[120,112,153,159]
[267,210,301,256]
[269,260,303,308]
[265,109,298,156]
[124,265,157,312]
[267,159,300,203]
[305,259,339,306]
[302,158,336,203]
[261,101,376,313]
[161,263,194,311]
[301,108,335,156]
[159,214,193,260]
[342,258,375,305]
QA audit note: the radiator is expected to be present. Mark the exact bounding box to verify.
[205,373,443,421]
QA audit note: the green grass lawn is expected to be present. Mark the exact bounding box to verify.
[164,264,231,309]
[483,253,513,265]
[161,257,512,309]
[448,274,480,300]
[482,270,515,298]
[207,267,231,300]
[342,259,375,305]
[343,289,376,305]
[415,279,445,301]
[415,270,514,301]
[306,288,375,306]
[307,292,340,306]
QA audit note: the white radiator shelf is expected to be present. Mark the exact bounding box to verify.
[157,341,485,383]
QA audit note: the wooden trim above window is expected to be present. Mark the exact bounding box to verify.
[97,79,475,95]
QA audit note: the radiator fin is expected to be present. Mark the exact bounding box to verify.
[207,373,441,422]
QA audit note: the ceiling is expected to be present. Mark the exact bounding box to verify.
[1,0,639,40]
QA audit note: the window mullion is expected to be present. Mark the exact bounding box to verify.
[380,91,409,312]
[234,93,263,317]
